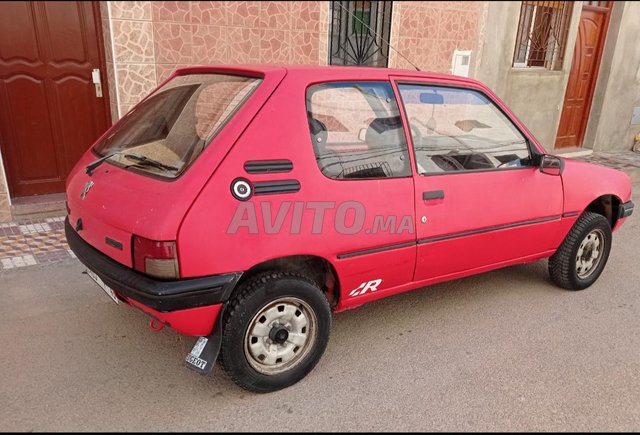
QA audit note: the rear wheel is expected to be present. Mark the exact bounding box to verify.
[549,212,612,290]
[219,271,331,393]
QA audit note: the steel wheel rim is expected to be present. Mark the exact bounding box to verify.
[576,228,605,279]
[244,297,317,376]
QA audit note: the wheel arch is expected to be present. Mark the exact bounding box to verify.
[235,255,341,308]
[582,194,623,229]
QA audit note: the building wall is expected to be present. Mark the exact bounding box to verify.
[583,1,640,152]
[389,1,484,72]
[102,1,330,120]
[102,1,486,121]
[472,1,582,151]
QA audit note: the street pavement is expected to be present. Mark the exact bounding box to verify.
[1,190,639,431]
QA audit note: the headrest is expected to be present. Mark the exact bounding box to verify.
[365,116,405,149]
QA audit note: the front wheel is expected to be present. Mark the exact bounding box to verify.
[549,212,612,290]
[219,271,331,393]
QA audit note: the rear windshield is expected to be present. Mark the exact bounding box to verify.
[93,73,261,178]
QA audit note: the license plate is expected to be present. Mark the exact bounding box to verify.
[86,269,119,304]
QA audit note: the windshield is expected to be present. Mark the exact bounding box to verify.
[93,73,262,178]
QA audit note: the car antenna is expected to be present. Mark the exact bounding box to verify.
[334,2,421,72]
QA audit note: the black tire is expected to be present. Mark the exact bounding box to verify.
[549,212,612,290]
[219,271,331,393]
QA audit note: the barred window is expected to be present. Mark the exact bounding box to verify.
[329,1,393,67]
[513,1,573,70]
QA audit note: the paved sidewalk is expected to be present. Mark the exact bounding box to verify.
[576,150,640,182]
[0,216,74,271]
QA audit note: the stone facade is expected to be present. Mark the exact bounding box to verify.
[101,1,484,121]
[389,1,483,71]
[103,1,332,119]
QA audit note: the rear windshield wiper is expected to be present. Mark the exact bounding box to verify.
[86,149,177,175]
[86,150,121,175]
[123,154,178,173]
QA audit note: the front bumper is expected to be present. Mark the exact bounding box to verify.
[65,218,242,313]
[619,201,634,219]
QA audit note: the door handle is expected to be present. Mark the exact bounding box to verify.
[92,68,103,98]
[423,190,444,200]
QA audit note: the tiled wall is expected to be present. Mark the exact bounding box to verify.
[389,1,484,72]
[102,1,483,121]
[103,1,330,120]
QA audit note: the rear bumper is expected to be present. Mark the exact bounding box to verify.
[65,218,242,313]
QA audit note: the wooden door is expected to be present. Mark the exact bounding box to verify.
[555,2,612,149]
[0,1,111,197]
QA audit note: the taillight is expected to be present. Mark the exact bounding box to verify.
[133,236,179,279]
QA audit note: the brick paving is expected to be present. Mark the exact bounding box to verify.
[0,217,75,271]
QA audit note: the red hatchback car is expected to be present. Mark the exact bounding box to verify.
[66,65,633,392]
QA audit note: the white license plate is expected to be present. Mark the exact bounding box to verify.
[86,269,119,304]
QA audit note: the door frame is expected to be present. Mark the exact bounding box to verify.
[0,1,112,199]
[90,1,113,128]
[556,1,613,149]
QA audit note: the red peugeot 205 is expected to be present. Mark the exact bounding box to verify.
[66,65,633,392]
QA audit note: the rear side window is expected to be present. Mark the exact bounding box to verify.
[306,81,411,179]
[94,74,261,178]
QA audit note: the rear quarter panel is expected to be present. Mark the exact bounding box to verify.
[178,71,417,296]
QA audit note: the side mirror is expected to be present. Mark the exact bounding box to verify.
[539,154,564,176]
[358,128,367,142]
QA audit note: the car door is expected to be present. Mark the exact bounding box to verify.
[393,78,564,282]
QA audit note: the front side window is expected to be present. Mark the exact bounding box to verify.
[306,81,411,179]
[397,84,531,175]
[94,73,261,178]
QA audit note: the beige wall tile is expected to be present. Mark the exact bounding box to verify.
[152,1,191,23]
[153,22,193,64]
[192,25,226,64]
[116,64,157,105]
[112,20,154,64]
[260,29,291,64]
[225,27,261,64]
[191,1,227,26]
[105,61,119,122]
[110,1,152,21]
[291,31,320,65]
[227,1,260,28]
[259,2,291,30]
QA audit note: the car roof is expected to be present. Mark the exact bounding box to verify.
[173,64,481,87]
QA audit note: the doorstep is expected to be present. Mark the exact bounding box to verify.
[10,192,67,222]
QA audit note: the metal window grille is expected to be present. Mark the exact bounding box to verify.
[512,1,574,70]
[329,1,393,67]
